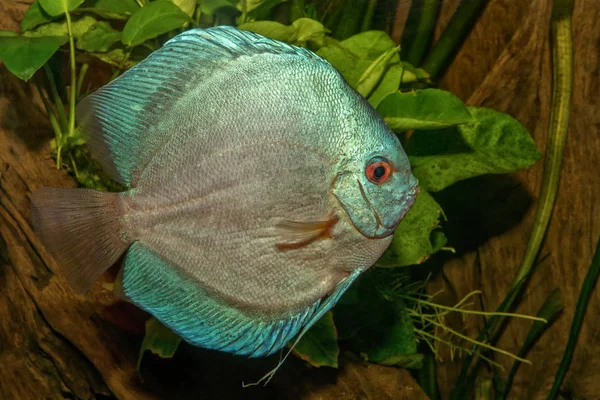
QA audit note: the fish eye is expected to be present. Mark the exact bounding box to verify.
[365,157,393,184]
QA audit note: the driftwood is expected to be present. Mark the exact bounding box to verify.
[1,0,599,399]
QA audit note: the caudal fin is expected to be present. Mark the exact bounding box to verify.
[31,187,130,293]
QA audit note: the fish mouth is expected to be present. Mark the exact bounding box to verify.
[358,181,420,239]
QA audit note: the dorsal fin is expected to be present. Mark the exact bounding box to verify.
[76,26,320,187]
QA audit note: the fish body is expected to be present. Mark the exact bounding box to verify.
[31,26,418,359]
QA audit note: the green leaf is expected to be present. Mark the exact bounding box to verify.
[200,0,237,15]
[85,47,138,68]
[22,0,55,32]
[237,0,285,21]
[0,35,68,81]
[377,89,474,131]
[0,31,18,37]
[357,301,419,367]
[23,15,98,39]
[137,317,182,370]
[407,107,542,192]
[356,45,399,98]
[238,21,294,42]
[292,312,339,368]
[39,0,85,17]
[367,64,403,108]
[122,0,193,47]
[170,0,196,17]
[238,18,329,47]
[78,0,140,20]
[334,270,421,368]
[76,21,121,52]
[317,30,401,98]
[340,30,396,60]
[377,190,445,267]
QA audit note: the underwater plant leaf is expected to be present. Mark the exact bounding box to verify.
[548,237,600,399]
[367,63,403,108]
[340,30,396,59]
[334,268,421,370]
[501,289,563,399]
[137,317,182,370]
[122,0,193,47]
[239,18,329,47]
[376,190,444,267]
[237,0,286,21]
[317,30,401,99]
[407,107,542,192]
[0,31,18,37]
[356,45,399,99]
[22,0,55,32]
[377,89,474,131]
[200,0,237,15]
[39,0,84,17]
[77,0,140,20]
[23,15,98,39]
[0,35,68,81]
[76,21,121,52]
[292,311,339,368]
[238,20,295,42]
[85,47,138,68]
[170,0,196,17]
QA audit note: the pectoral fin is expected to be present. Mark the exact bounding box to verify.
[276,215,338,247]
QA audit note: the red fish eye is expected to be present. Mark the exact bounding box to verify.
[366,159,393,184]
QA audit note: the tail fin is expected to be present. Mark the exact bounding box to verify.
[31,187,130,293]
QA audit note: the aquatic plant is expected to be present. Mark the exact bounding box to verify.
[0,0,582,398]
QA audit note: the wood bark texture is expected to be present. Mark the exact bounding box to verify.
[1,0,598,399]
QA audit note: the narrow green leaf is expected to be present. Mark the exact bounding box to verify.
[548,237,599,399]
[22,0,55,32]
[292,312,339,368]
[77,0,140,20]
[376,190,444,267]
[377,89,473,131]
[39,0,85,17]
[367,63,403,108]
[0,31,18,37]
[122,0,193,47]
[23,15,98,39]
[0,35,68,81]
[137,317,182,370]
[76,21,121,52]
[501,289,563,399]
[356,46,399,99]
[407,107,542,192]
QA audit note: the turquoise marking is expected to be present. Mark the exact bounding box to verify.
[121,242,361,357]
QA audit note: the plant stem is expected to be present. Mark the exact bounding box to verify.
[65,9,77,141]
[451,0,573,397]
[43,64,68,133]
[420,0,490,80]
[360,0,377,32]
[76,63,89,99]
[34,80,63,168]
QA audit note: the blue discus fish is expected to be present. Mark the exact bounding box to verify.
[31,26,419,366]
